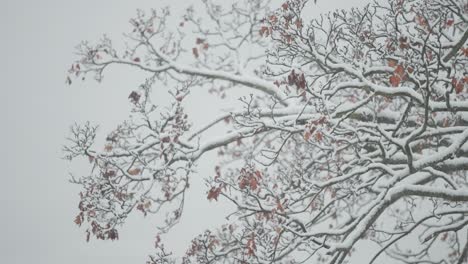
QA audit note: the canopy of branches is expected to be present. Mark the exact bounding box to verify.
[64,0,468,263]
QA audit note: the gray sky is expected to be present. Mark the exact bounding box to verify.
[1,0,369,263]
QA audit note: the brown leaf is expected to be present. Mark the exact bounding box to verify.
[103,170,116,178]
[387,59,398,67]
[192,47,199,58]
[104,144,113,152]
[128,91,141,104]
[74,213,83,226]
[128,168,141,175]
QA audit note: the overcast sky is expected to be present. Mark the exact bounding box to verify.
[1,0,369,263]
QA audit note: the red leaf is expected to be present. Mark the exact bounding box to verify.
[269,15,278,23]
[394,64,405,77]
[462,48,468,57]
[295,19,303,29]
[239,177,248,189]
[259,26,270,37]
[456,81,464,94]
[207,187,222,201]
[133,57,141,63]
[246,235,257,256]
[196,38,205,44]
[315,131,323,141]
[249,177,258,190]
[255,170,262,179]
[389,75,401,87]
[276,199,284,212]
[446,19,454,27]
[452,77,458,87]
[282,2,289,10]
